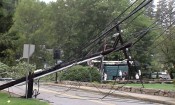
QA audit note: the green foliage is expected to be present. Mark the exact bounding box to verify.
[0,62,10,77]
[40,73,55,82]
[0,62,9,71]
[11,62,36,79]
[149,0,175,73]
[8,0,169,77]
[0,0,18,65]
[0,34,18,65]
[11,0,48,44]
[11,0,55,67]
[0,92,49,105]
[11,0,156,63]
[173,80,175,86]
[0,0,15,33]
[61,65,101,82]
[37,0,131,61]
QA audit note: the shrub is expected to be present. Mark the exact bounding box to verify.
[0,62,10,78]
[60,65,101,82]
[173,80,175,86]
[11,62,36,79]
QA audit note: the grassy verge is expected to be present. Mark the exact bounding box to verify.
[0,92,49,105]
[120,84,175,91]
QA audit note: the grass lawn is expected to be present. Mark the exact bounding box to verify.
[0,92,49,105]
[120,84,175,91]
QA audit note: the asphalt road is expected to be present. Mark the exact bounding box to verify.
[0,82,163,105]
[36,85,163,105]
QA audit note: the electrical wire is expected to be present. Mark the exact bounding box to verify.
[98,2,158,99]
[132,18,175,57]
[64,0,141,61]
[94,0,152,53]
[106,22,156,91]
[117,0,153,26]
[52,82,130,101]
[112,8,175,91]
[98,50,138,99]
[45,64,125,99]
[44,0,172,101]
[123,8,146,29]
[59,0,152,65]
[0,1,155,100]
[42,81,82,96]
[103,0,140,30]
[147,20,175,48]
[82,0,152,52]
[127,7,175,58]
[132,21,158,46]
[141,33,174,57]
[65,0,153,64]
[128,49,144,88]
[132,7,175,46]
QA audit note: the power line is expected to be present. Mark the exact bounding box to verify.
[123,8,146,29]
[128,6,175,54]
[104,0,140,30]
[78,0,140,55]
[64,0,147,62]
[82,0,153,61]
[83,0,153,52]
[133,18,175,56]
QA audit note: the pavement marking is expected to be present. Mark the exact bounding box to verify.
[39,87,116,105]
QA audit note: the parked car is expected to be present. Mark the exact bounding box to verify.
[151,72,171,80]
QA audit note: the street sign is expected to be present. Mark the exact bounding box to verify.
[23,44,35,58]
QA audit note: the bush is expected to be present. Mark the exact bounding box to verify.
[11,62,36,79]
[60,65,101,82]
[173,80,175,86]
[0,62,10,78]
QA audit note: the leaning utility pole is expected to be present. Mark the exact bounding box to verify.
[115,25,132,79]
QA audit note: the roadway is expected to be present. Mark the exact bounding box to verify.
[0,81,163,105]
[37,85,163,105]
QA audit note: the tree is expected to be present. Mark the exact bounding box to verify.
[121,2,158,70]
[0,0,18,65]
[156,0,169,27]
[11,0,159,74]
[11,0,48,44]
[145,0,156,19]
[0,62,10,78]
[145,0,175,75]
[48,0,131,61]
[11,0,54,67]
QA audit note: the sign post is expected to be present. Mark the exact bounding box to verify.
[23,44,35,98]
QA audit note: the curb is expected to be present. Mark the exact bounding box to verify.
[43,83,175,105]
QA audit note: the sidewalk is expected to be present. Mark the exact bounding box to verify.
[44,83,175,105]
